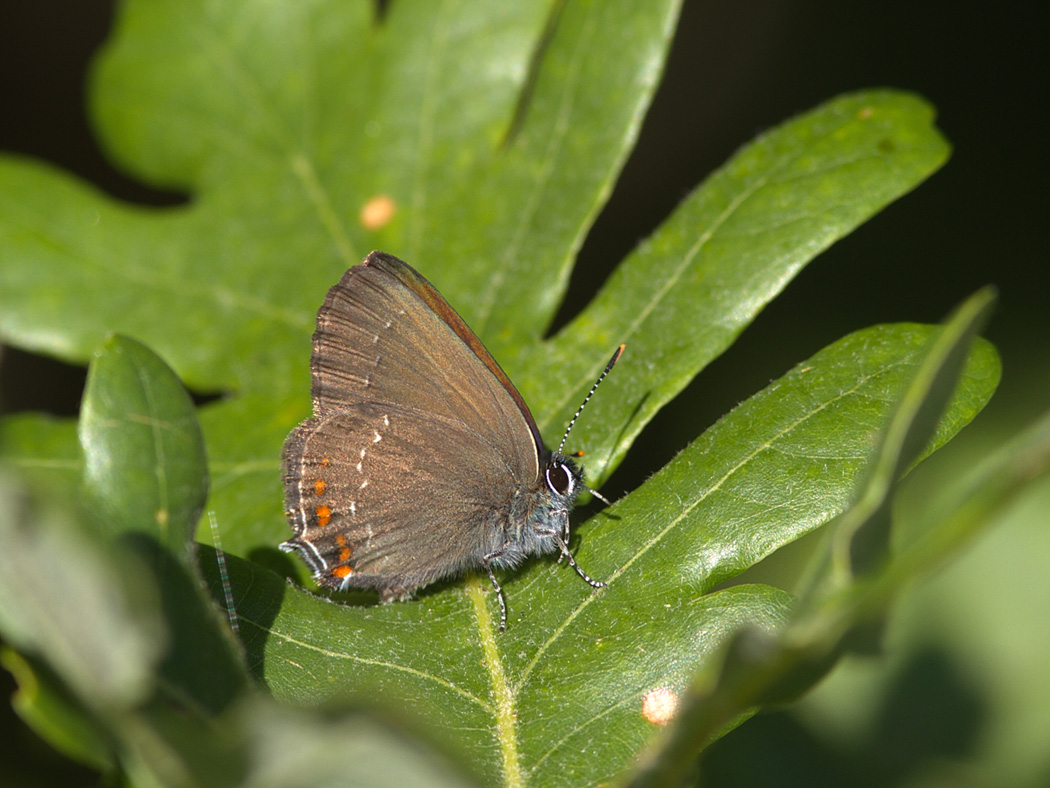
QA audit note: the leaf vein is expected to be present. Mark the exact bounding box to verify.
[519,367,885,686]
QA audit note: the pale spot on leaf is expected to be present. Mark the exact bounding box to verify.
[360,194,396,229]
[642,687,679,726]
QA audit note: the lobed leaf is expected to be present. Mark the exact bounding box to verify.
[0,2,998,786]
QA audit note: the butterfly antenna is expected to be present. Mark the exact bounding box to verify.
[208,510,240,635]
[557,344,625,454]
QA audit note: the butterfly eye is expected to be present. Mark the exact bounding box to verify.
[545,463,574,496]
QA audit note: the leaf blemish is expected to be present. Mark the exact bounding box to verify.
[360,195,397,230]
[642,687,679,726]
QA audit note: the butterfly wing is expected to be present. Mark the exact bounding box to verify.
[283,401,532,592]
[309,253,542,446]
[282,252,547,593]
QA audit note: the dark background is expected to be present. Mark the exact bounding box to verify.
[1,2,1046,785]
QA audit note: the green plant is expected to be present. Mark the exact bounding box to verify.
[1,2,1045,787]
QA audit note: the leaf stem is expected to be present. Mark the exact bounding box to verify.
[468,574,523,788]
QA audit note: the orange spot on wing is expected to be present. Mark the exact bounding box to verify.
[313,478,327,495]
[335,533,353,563]
[320,457,331,467]
[331,565,352,578]
[315,505,332,527]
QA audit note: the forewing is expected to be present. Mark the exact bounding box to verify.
[307,253,541,486]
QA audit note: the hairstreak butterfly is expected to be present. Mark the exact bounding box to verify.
[280,251,621,629]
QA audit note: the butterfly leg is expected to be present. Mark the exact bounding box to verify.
[553,535,607,589]
[554,518,571,565]
[482,561,508,632]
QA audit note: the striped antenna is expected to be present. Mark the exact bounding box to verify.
[557,344,625,454]
[207,510,240,635]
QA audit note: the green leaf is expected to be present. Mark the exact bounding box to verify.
[207,548,792,787]
[0,2,994,785]
[210,319,997,788]
[0,2,948,556]
[79,334,208,554]
[0,0,689,565]
[821,287,997,586]
[888,405,1050,597]
[159,89,954,568]
[0,338,252,779]
[0,459,510,788]
[0,469,165,711]
[0,0,683,394]
[621,290,1007,788]
[230,699,484,788]
[526,90,952,481]
[196,392,299,562]
[0,412,80,492]
[0,0,951,570]
[78,334,248,717]
[1,647,115,772]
